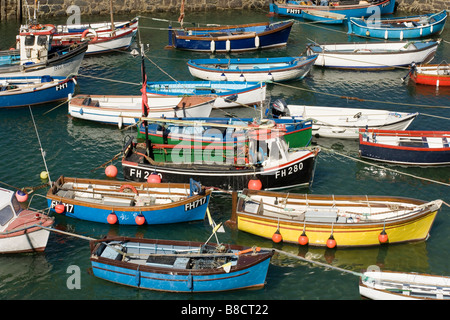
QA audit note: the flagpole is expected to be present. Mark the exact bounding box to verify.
[140,43,150,157]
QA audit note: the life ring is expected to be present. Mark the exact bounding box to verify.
[119,184,138,195]
[81,29,98,42]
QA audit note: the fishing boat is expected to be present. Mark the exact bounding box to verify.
[272,99,418,139]
[122,130,320,191]
[358,129,450,166]
[68,94,215,128]
[409,62,450,87]
[360,270,450,300]
[301,10,346,24]
[46,176,211,225]
[306,39,440,70]
[0,24,87,77]
[145,80,266,109]
[0,187,54,253]
[137,116,313,149]
[52,18,139,55]
[230,188,443,247]
[347,10,447,40]
[0,75,76,108]
[89,236,274,292]
[187,55,318,82]
[167,20,294,53]
[269,0,396,19]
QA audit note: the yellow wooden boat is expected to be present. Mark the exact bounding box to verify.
[229,189,442,248]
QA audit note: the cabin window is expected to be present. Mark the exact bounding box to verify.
[24,35,35,46]
[37,35,47,46]
[0,205,14,226]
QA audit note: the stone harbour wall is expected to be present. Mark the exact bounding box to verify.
[1,0,448,21]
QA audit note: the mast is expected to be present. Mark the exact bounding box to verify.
[140,43,151,158]
[109,0,116,36]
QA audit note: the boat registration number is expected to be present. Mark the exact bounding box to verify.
[50,200,74,213]
[275,162,303,179]
[185,197,207,211]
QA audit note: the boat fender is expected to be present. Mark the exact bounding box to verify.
[119,184,139,195]
[15,190,28,202]
[326,234,336,249]
[81,29,98,42]
[298,231,309,245]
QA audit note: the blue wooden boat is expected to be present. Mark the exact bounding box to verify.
[359,129,450,166]
[301,9,346,24]
[187,55,318,82]
[146,80,266,109]
[167,20,294,53]
[348,10,448,40]
[136,116,313,148]
[46,176,212,225]
[269,0,396,19]
[0,76,76,108]
[89,236,274,292]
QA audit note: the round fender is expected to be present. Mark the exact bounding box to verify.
[119,184,138,195]
[81,29,98,42]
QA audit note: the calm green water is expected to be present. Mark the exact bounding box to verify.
[0,8,449,305]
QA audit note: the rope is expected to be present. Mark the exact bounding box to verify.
[272,82,450,110]
[320,146,450,187]
[39,225,95,241]
[263,247,364,278]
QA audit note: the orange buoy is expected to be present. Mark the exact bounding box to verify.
[55,203,65,214]
[378,230,389,243]
[272,229,282,243]
[298,231,309,246]
[105,165,118,178]
[248,178,262,190]
[326,234,336,249]
[15,190,28,202]
[107,213,118,224]
[147,172,161,183]
[135,214,146,225]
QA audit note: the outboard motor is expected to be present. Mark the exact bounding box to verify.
[271,99,288,118]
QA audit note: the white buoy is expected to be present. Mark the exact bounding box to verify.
[226,39,231,52]
[210,40,215,53]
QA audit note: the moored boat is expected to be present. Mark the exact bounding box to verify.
[409,62,450,87]
[306,39,440,70]
[137,116,313,149]
[360,270,450,300]
[68,94,215,127]
[0,75,76,108]
[230,188,443,247]
[272,99,418,139]
[89,236,274,292]
[167,20,294,53]
[301,10,346,24]
[122,131,320,192]
[46,176,212,225]
[359,129,450,166]
[269,0,396,19]
[0,187,54,253]
[1,24,87,77]
[52,17,139,54]
[145,80,266,109]
[187,55,318,82]
[347,10,447,40]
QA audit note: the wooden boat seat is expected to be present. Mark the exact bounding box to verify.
[304,207,346,223]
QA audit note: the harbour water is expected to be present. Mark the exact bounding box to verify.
[0,7,449,306]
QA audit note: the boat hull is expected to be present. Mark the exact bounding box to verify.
[359,130,450,166]
[270,0,396,18]
[233,189,442,247]
[411,64,450,87]
[170,20,294,53]
[307,40,439,70]
[46,177,212,225]
[359,270,450,300]
[145,81,266,109]
[0,76,75,108]
[347,11,448,40]
[187,55,317,82]
[68,95,214,126]
[122,147,319,191]
[90,237,273,292]
[286,105,418,139]
[0,227,51,253]
[0,43,87,77]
